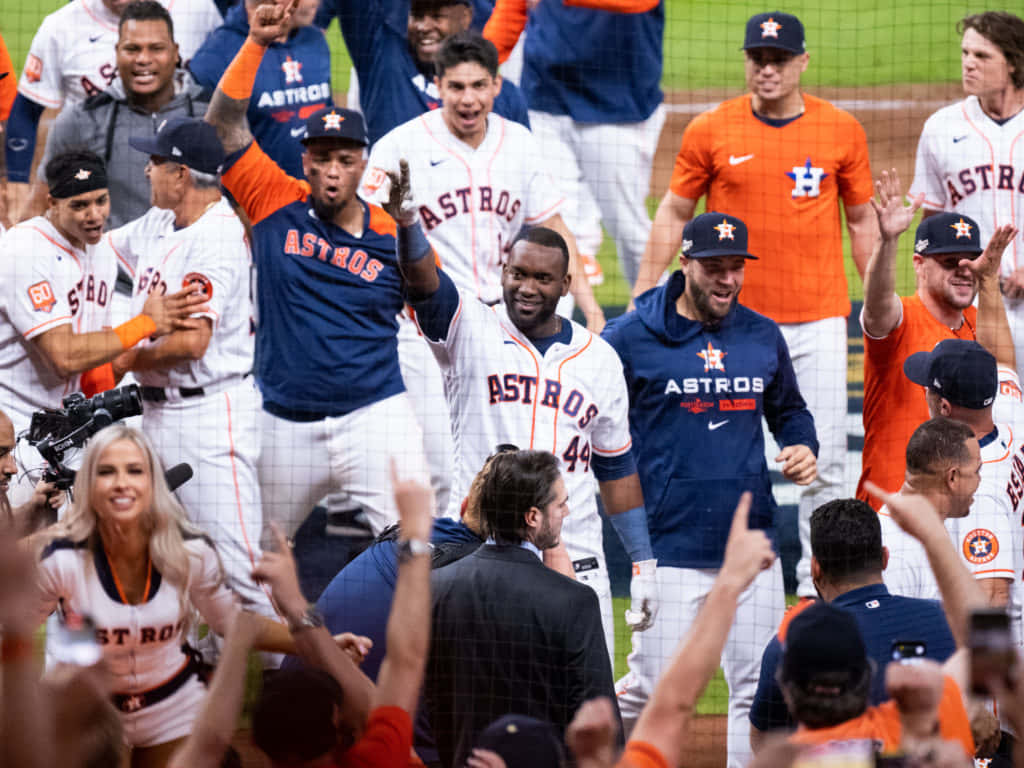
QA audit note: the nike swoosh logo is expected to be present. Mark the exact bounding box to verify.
[729,154,755,166]
[708,420,729,431]
[89,34,103,42]
[430,158,445,167]
[290,126,306,138]
[953,135,968,143]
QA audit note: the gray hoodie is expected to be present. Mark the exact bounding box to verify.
[39,72,210,229]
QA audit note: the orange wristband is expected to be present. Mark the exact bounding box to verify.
[220,37,267,100]
[114,315,157,349]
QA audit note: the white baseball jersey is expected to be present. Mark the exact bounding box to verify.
[420,291,632,558]
[361,110,564,304]
[104,198,254,389]
[910,96,1024,275]
[0,216,118,429]
[17,0,220,109]
[37,534,237,693]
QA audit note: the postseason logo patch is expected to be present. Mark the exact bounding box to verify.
[962,528,998,565]
[28,280,57,312]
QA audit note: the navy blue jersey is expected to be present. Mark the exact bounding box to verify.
[749,586,957,732]
[189,5,332,178]
[517,0,664,123]
[314,0,529,144]
[601,272,817,568]
[221,142,405,416]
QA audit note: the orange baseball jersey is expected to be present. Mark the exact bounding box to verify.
[858,295,977,509]
[669,93,874,324]
[615,741,669,768]
[789,675,974,757]
[0,33,15,121]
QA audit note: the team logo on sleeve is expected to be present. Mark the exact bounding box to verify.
[182,272,213,299]
[1001,378,1023,401]
[787,158,828,198]
[697,342,727,372]
[24,54,42,83]
[27,281,57,312]
[963,529,998,564]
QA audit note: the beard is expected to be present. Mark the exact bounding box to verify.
[689,280,737,326]
[311,195,346,223]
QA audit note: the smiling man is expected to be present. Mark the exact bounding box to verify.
[391,157,653,664]
[204,0,431,547]
[603,211,817,768]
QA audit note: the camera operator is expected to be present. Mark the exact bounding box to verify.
[0,407,63,534]
[0,149,207,504]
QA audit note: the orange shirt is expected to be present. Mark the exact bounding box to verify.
[669,94,874,324]
[789,676,974,757]
[858,295,977,509]
[616,741,669,768]
[0,33,14,121]
[340,706,415,768]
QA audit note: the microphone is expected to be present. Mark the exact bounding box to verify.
[164,463,193,492]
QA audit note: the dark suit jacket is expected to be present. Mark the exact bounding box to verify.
[425,544,618,768]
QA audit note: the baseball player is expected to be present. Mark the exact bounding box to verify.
[0,149,206,501]
[604,212,818,767]
[360,32,604,512]
[5,0,221,217]
[204,0,431,543]
[98,116,275,621]
[633,12,876,599]
[313,0,529,146]
[388,156,656,659]
[483,0,666,289]
[910,12,1024,381]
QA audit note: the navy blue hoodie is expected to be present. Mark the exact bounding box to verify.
[601,271,818,568]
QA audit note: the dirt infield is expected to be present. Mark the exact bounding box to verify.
[651,82,963,198]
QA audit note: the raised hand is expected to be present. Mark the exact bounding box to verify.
[391,459,433,542]
[963,223,1019,284]
[142,286,210,337]
[870,169,924,242]
[383,159,418,227]
[252,521,306,620]
[862,481,946,545]
[249,0,299,45]
[719,492,775,591]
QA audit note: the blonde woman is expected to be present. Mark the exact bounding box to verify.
[34,424,362,768]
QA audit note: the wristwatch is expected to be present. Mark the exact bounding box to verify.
[286,604,325,633]
[397,538,432,563]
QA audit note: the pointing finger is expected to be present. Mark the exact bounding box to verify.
[728,491,752,539]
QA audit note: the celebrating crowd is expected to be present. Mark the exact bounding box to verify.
[2,0,1024,767]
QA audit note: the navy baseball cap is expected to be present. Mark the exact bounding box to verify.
[301,106,368,146]
[476,715,564,768]
[743,12,805,54]
[128,116,225,174]
[781,602,868,688]
[914,212,984,256]
[681,212,758,259]
[903,339,997,409]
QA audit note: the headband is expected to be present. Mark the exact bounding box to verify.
[49,161,109,199]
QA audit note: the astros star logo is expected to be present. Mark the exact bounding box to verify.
[713,219,735,241]
[697,342,727,372]
[322,111,344,131]
[971,539,990,556]
[281,55,303,84]
[74,168,91,181]
[950,217,973,239]
[760,17,782,38]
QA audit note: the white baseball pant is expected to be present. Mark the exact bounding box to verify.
[615,559,784,768]
[527,105,666,287]
[258,391,431,545]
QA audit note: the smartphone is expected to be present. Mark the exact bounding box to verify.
[969,608,1015,696]
[50,612,102,667]
[891,641,927,665]
[793,739,875,768]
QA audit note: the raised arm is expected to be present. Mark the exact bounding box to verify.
[205,0,299,154]
[862,170,922,339]
[632,190,696,299]
[965,224,1019,370]
[385,159,441,299]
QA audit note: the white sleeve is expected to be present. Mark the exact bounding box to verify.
[36,552,68,625]
[419,287,494,371]
[589,343,633,457]
[957,497,1016,580]
[17,15,65,108]
[187,539,239,637]
[104,223,140,280]
[908,116,948,211]
[993,367,1024,427]
[520,129,564,224]
[179,222,249,326]
[4,230,74,339]
[359,132,398,206]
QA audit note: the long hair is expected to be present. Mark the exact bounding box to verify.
[40,425,214,616]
